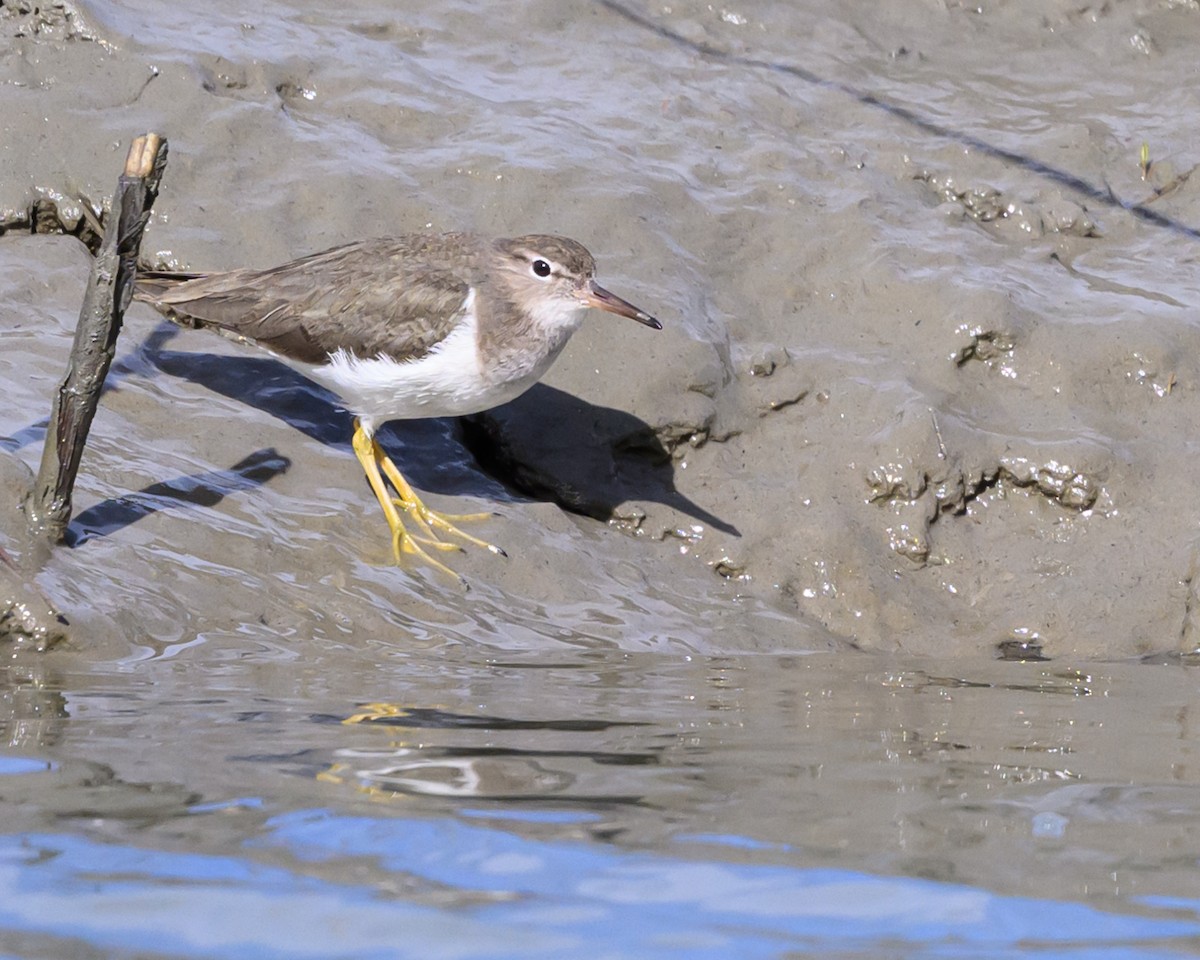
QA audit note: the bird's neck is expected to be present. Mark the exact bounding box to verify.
[474,284,585,384]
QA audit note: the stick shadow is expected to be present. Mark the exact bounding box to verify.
[69,448,290,546]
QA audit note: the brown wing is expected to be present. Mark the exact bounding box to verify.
[134,236,478,365]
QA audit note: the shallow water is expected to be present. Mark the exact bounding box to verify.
[4,647,1200,957]
[5,0,1200,955]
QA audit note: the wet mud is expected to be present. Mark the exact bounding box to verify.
[5,1,1200,658]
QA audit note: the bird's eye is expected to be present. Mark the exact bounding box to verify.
[532,259,552,278]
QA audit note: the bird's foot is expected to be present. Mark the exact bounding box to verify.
[352,421,506,580]
[390,495,507,558]
[376,449,506,558]
[385,517,469,585]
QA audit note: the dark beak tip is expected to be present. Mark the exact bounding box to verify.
[585,283,662,330]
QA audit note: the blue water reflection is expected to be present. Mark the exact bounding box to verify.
[0,814,1194,959]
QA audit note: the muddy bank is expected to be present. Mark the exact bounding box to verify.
[4,0,1200,658]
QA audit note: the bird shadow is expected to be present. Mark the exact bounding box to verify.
[461,383,740,537]
[134,324,353,447]
[12,323,736,543]
[133,324,491,493]
[139,324,735,536]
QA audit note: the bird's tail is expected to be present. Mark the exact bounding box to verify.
[133,269,208,303]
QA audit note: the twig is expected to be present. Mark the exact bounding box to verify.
[25,133,168,541]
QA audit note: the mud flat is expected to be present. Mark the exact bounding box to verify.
[4,1,1200,658]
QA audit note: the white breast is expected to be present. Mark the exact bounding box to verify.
[293,289,574,433]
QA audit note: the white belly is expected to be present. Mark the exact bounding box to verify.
[292,296,574,432]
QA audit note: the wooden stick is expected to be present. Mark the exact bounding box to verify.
[25,133,168,541]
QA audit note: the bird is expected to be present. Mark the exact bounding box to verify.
[133,232,662,578]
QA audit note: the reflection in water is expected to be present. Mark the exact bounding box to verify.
[1,649,1200,955]
[323,745,654,804]
[328,701,658,802]
[0,659,68,750]
[0,816,1195,959]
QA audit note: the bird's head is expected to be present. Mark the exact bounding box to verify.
[492,235,661,334]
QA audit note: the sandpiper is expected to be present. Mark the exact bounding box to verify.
[134,232,661,577]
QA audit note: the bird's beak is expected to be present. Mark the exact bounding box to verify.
[580,281,662,329]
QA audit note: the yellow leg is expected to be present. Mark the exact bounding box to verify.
[351,423,463,580]
[376,447,506,557]
[351,421,507,577]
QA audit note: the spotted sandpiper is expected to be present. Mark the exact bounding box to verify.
[134,232,661,577]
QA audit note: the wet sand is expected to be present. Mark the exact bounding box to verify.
[10,0,1198,658]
